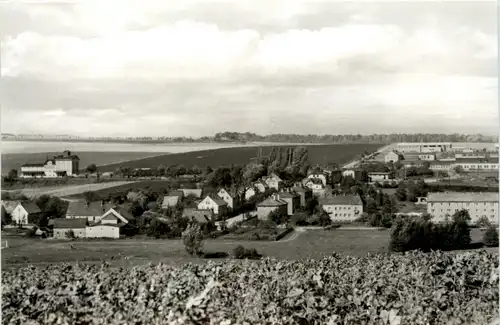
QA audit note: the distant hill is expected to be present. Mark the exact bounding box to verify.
[98,144,383,172]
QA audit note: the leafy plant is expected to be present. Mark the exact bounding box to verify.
[483,225,499,247]
[182,223,204,256]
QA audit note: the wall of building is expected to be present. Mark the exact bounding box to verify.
[11,206,28,224]
[86,226,120,238]
[53,228,86,239]
[245,189,256,201]
[428,201,498,224]
[256,205,286,220]
[323,204,363,222]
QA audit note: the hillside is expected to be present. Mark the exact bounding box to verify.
[98,144,383,172]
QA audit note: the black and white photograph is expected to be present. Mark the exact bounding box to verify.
[0,0,498,324]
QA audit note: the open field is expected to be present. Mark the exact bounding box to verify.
[63,180,183,199]
[2,181,137,198]
[97,144,383,172]
[1,151,167,175]
[2,228,493,268]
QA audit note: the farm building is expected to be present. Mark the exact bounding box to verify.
[11,201,42,225]
[319,194,363,222]
[20,150,80,178]
[66,200,115,222]
[52,219,87,239]
[256,195,287,221]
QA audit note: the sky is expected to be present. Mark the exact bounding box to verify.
[0,0,498,137]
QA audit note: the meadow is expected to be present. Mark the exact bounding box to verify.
[1,151,166,175]
[1,228,491,267]
[63,180,183,199]
[98,143,383,172]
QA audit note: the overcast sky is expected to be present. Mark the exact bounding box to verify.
[1,0,497,137]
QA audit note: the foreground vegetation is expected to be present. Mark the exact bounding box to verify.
[3,250,498,325]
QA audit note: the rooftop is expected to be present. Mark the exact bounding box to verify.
[19,201,42,214]
[51,218,87,229]
[319,194,363,206]
[427,192,499,203]
[66,201,115,217]
[257,197,287,207]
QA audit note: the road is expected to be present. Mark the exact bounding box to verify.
[341,144,394,169]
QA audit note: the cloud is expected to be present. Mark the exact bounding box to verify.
[0,1,497,136]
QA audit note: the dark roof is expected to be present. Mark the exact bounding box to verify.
[180,189,203,198]
[455,157,499,164]
[66,201,115,217]
[278,192,299,198]
[257,197,287,207]
[181,208,212,224]
[204,195,228,206]
[292,186,311,193]
[368,172,392,175]
[51,218,87,229]
[2,200,20,214]
[109,205,134,221]
[169,190,184,197]
[22,163,45,167]
[428,192,499,203]
[53,154,80,161]
[319,194,363,206]
[19,201,42,214]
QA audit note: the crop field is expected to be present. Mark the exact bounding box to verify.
[1,151,166,175]
[2,250,498,325]
[3,181,137,198]
[97,144,383,172]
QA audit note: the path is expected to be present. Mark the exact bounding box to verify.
[341,144,393,169]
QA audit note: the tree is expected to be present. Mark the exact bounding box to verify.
[453,165,464,174]
[83,191,100,203]
[268,209,287,225]
[207,167,233,188]
[422,161,431,169]
[395,184,407,201]
[182,223,204,256]
[147,218,170,238]
[483,225,499,247]
[7,169,18,180]
[129,202,145,218]
[86,164,98,174]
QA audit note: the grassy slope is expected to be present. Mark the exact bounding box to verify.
[98,144,383,172]
[1,152,166,175]
[63,180,175,199]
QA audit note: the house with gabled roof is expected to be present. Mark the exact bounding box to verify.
[11,201,42,225]
[182,208,214,225]
[253,180,269,193]
[66,200,116,222]
[217,188,241,210]
[51,219,87,239]
[243,186,258,201]
[319,194,363,222]
[263,173,283,190]
[180,188,203,198]
[385,150,404,163]
[161,191,184,208]
[197,195,228,216]
[256,195,287,220]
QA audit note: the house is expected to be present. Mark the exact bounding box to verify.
[385,150,404,163]
[1,200,20,216]
[368,172,393,182]
[243,186,257,201]
[11,201,42,225]
[304,178,324,191]
[319,194,363,222]
[20,150,80,178]
[263,173,283,190]
[341,169,367,181]
[197,195,228,216]
[217,188,241,210]
[292,186,313,207]
[253,180,269,193]
[396,142,453,153]
[427,192,499,224]
[418,154,436,161]
[66,200,115,222]
[85,206,132,238]
[306,173,327,186]
[256,195,288,221]
[277,192,300,216]
[180,188,203,198]
[429,161,455,171]
[52,219,87,239]
[161,191,184,208]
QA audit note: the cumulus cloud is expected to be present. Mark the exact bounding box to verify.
[0,0,497,136]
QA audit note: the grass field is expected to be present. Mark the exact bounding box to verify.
[2,228,492,268]
[3,181,137,198]
[63,180,180,199]
[97,144,383,172]
[1,151,167,175]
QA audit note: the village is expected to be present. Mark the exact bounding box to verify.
[2,142,498,243]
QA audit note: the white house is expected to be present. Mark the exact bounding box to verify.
[217,188,241,210]
[319,194,363,222]
[11,201,42,225]
[197,195,228,215]
[385,151,404,163]
[256,195,288,221]
[66,200,115,222]
[20,150,80,178]
[161,191,184,208]
[263,173,283,190]
[368,172,393,182]
[418,154,436,161]
[253,180,269,193]
[86,207,132,238]
[342,169,356,178]
[244,186,257,201]
[52,219,87,239]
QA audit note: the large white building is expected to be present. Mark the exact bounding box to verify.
[427,192,499,224]
[319,194,363,222]
[20,150,80,178]
[396,143,453,153]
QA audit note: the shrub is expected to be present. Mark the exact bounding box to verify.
[182,223,204,256]
[26,227,37,237]
[483,226,499,247]
[232,245,262,260]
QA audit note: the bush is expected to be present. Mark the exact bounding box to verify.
[232,245,262,260]
[26,227,37,238]
[483,226,499,247]
[182,223,204,256]
[65,230,75,239]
